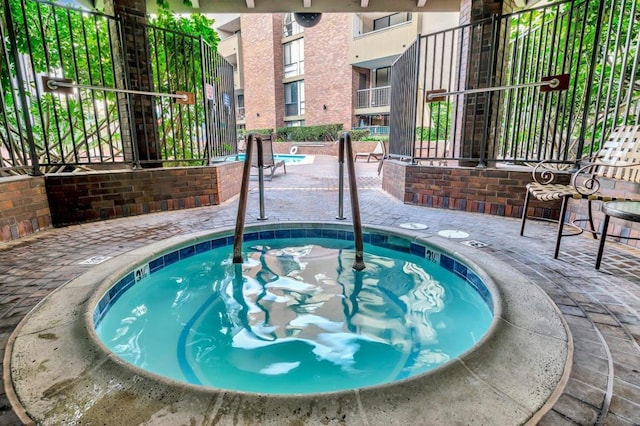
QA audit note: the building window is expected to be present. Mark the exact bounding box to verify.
[285,120,305,127]
[285,81,305,117]
[373,13,412,31]
[283,13,303,37]
[284,38,304,78]
[374,67,390,87]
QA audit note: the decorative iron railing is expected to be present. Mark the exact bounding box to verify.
[0,0,236,176]
[390,0,639,165]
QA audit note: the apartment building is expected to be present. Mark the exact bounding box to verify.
[214,11,459,134]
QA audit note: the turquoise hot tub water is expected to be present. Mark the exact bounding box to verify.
[94,226,493,395]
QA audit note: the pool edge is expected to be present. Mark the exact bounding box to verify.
[5,222,571,425]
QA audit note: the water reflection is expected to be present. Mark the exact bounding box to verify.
[97,239,493,394]
[192,243,450,380]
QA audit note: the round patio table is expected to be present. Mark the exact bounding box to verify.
[596,201,640,269]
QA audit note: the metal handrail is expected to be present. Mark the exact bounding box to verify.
[232,133,255,264]
[42,76,192,102]
[425,74,568,101]
[233,132,364,270]
[233,133,268,264]
[338,132,366,271]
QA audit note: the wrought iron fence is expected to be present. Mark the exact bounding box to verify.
[0,0,236,176]
[390,0,640,165]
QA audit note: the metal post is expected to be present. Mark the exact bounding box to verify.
[232,134,254,264]
[336,136,346,220]
[256,136,267,220]
[343,132,366,271]
[3,0,41,176]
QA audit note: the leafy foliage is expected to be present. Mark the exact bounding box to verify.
[498,0,639,161]
[1,0,221,173]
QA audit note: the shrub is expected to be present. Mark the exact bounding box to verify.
[276,124,344,142]
[243,128,274,137]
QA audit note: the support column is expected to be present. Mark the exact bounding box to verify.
[105,0,161,168]
[457,0,503,167]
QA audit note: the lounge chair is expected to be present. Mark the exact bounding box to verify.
[354,141,385,163]
[249,134,286,181]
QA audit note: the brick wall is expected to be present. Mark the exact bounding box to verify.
[45,163,242,227]
[387,161,568,219]
[305,14,354,128]
[0,176,52,242]
[382,160,407,201]
[241,14,279,130]
[385,161,640,248]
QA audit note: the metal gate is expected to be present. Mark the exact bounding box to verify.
[1,0,236,175]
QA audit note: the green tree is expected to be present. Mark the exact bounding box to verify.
[0,0,219,173]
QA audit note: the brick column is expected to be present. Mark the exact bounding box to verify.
[458,0,503,167]
[241,14,283,132]
[105,0,160,168]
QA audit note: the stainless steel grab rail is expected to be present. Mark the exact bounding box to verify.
[233,132,365,270]
[425,73,569,102]
[232,133,255,264]
[42,76,193,103]
[339,132,366,271]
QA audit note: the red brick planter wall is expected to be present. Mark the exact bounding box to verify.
[0,176,52,242]
[385,161,640,249]
[386,161,569,219]
[45,162,243,227]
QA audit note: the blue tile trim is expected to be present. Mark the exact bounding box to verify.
[259,230,276,240]
[195,241,210,254]
[149,257,164,273]
[93,227,495,327]
[410,243,426,258]
[440,255,454,272]
[291,229,308,238]
[179,245,195,260]
[275,229,291,239]
[453,261,467,280]
[164,251,179,266]
[211,238,226,249]
[244,232,259,242]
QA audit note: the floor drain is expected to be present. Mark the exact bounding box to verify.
[461,240,489,248]
[79,255,112,265]
[399,223,428,230]
[437,230,469,239]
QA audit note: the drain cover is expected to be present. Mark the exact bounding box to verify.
[79,255,112,265]
[461,240,489,248]
[437,230,469,239]
[399,223,428,230]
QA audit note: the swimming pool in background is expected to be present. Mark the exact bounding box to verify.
[225,153,314,165]
[93,224,493,395]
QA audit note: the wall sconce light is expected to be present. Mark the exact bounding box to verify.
[323,104,327,110]
[256,112,260,117]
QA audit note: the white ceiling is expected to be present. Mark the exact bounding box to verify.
[150,0,461,14]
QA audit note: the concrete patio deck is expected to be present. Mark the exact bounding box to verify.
[1,155,639,425]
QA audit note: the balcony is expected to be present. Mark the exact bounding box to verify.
[356,86,391,110]
[236,106,245,122]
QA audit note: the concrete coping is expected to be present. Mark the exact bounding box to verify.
[5,222,571,425]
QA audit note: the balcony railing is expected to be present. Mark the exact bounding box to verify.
[354,126,390,135]
[357,86,391,109]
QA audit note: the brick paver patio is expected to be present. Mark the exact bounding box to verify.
[0,156,638,425]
